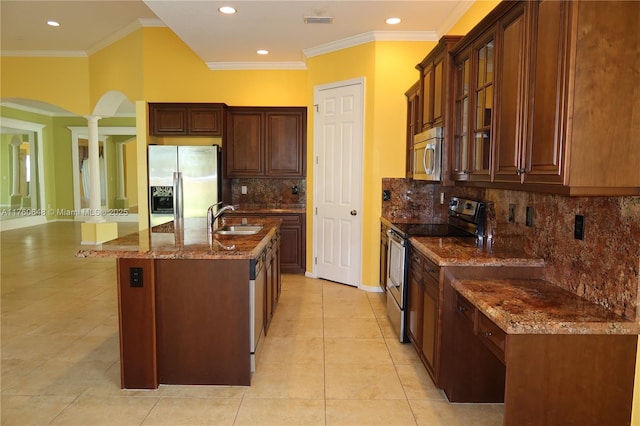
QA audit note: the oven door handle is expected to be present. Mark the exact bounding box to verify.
[387,229,405,246]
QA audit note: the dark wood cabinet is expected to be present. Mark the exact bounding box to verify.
[263,233,280,333]
[420,259,439,379]
[450,0,640,195]
[406,244,441,383]
[410,36,462,183]
[226,212,305,274]
[404,82,420,177]
[444,289,505,403]
[226,107,306,178]
[149,103,225,136]
[493,3,527,183]
[406,249,422,347]
[417,36,462,132]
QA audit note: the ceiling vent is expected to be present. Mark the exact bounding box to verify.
[304,16,334,24]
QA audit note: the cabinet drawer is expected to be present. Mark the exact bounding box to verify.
[423,257,440,281]
[478,312,506,364]
[454,291,475,325]
[409,250,423,274]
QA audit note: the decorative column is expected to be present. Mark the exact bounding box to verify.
[114,141,129,209]
[9,137,22,207]
[85,115,105,223]
[81,115,117,245]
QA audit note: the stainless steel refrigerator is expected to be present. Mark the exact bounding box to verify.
[148,145,221,227]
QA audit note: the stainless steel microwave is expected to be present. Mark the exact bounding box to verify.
[413,127,443,181]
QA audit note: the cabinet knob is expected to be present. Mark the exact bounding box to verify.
[350,210,358,216]
[457,305,466,312]
[484,331,492,337]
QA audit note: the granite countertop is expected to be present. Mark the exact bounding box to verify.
[452,278,640,335]
[76,217,282,260]
[410,236,545,267]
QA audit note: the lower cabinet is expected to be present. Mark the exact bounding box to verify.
[227,212,305,274]
[444,290,506,403]
[407,244,440,383]
[264,232,281,333]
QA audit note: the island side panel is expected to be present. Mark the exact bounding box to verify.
[155,258,251,386]
[504,334,637,426]
[117,258,158,389]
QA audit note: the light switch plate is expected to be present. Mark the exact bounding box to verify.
[241,185,247,195]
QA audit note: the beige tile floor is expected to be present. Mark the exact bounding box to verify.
[1,222,503,425]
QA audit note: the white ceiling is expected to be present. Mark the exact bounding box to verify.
[1,0,472,66]
[1,0,472,113]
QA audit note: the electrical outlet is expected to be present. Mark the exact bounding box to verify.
[525,206,534,227]
[241,185,247,195]
[508,204,516,223]
[129,267,143,287]
[574,215,585,240]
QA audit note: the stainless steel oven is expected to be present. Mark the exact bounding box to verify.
[384,197,487,342]
[386,228,407,341]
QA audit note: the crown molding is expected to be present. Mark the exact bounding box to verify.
[207,61,307,71]
[1,50,87,58]
[303,30,438,59]
[86,18,165,56]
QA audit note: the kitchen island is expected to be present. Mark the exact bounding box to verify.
[77,217,282,389]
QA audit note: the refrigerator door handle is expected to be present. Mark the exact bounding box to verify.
[173,171,184,221]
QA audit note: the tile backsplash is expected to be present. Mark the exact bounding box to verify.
[381,178,640,320]
[231,178,306,208]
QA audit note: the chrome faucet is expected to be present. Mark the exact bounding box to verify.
[207,203,235,232]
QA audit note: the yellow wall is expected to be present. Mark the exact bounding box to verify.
[0,56,91,115]
[141,27,308,106]
[305,40,435,285]
[89,30,144,108]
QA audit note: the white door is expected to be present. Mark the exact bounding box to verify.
[313,78,364,287]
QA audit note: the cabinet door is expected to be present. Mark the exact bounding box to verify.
[150,105,188,135]
[451,52,471,180]
[523,0,568,185]
[279,223,303,273]
[265,110,306,177]
[405,82,420,177]
[432,57,445,127]
[494,5,527,183]
[226,110,264,176]
[189,106,223,136]
[421,64,435,130]
[421,274,439,379]
[469,32,495,181]
[265,247,274,331]
[406,251,423,347]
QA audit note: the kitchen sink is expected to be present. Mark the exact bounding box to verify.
[214,224,263,235]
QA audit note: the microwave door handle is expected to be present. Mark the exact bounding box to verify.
[424,145,435,175]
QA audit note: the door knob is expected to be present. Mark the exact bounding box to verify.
[350,210,357,216]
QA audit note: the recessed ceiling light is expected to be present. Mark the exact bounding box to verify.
[218,6,237,14]
[47,20,60,27]
[385,17,401,25]
[257,49,269,55]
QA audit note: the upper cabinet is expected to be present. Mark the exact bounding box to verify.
[417,36,463,132]
[405,81,420,177]
[450,0,640,196]
[225,107,307,178]
[408,36,462,182]
[149,103,225,136]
